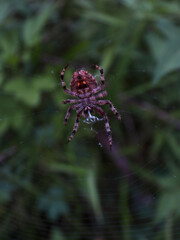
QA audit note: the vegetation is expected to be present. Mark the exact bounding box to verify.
[1,0,180,239]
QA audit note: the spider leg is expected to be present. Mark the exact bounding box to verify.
[67,107,83,143]
[62,99,81,104]
[92,64,105,86]
[92,105,112,150]
[96,100,121,120]
[91,65,105,94]
[75,90,107,100]
[61,65,77,97]
[95,91,108,99]
[64,104,82,125]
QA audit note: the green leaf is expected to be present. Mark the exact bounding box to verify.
[153,37,180,83]
[155,190,180,222]
[150,130,165,157]
[156,18,180,40]
[37,187,69,221]
[23,18,39,46]
[83,169,103,222]
[75,0,94,9]
[166,133,180,160]
[23,2,56,47]
[32,73,56,91]
[4,78,40,106]
[50,228,65,240]
[0,32,19,65]
[0,2,11,24]
[147,33,166,62]
[0,96,26,133]
[46,162,87,176]
[83,11,123,26]
[147,20,180,83]
[132,161,180,222]
[0,181,14,203]
[0,72,4,86]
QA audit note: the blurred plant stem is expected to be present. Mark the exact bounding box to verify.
[165,214,173,240]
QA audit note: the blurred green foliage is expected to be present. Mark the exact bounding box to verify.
[1,0,180,239]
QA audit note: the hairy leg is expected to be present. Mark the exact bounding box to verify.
[74,91,107,100]
[96,100,121,120]
[62,99,81,104]
[61,65,77,97]
[93,105,113,150]
[91,65,105,94]
[67,108,83,143]
[92,64,105,86]
[64,104,81,125]
[95,91,108,99]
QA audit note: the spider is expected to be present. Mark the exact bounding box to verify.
[61,64,121,150]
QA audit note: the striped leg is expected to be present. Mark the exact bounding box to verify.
[92,64,105,94]
[93,105,113,150]
[62,99,81,104]
[64,104,81,125]
[95,91,108,99]
[74,90,107,100]
[67,108,83,143]
[92,64,105,86]
[96,100,121,120]
[61,65,77,97]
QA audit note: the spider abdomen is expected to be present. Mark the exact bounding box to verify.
[70,70,98,94]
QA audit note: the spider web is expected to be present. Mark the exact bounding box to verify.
[1,2,180,237]
[0,64,177,240]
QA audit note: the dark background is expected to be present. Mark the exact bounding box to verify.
[1,0,180,239]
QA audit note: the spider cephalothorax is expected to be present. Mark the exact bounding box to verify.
[61,64,121,150]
